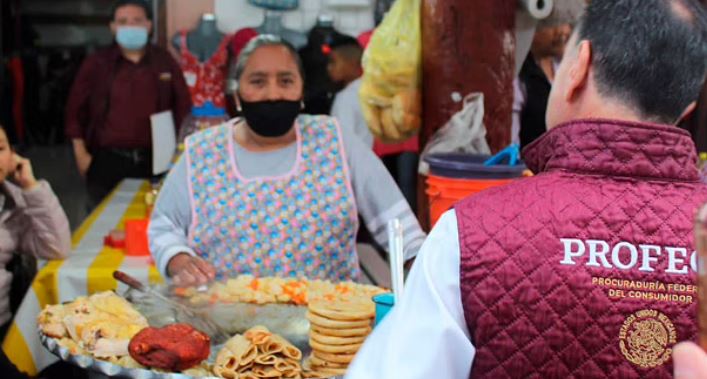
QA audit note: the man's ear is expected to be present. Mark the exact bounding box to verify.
[676,101,697,125]
[565,40,592,102]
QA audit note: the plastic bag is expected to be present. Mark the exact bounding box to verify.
[418,93,491,175]
[359,0,422,143]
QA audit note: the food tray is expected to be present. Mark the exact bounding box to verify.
[40,332,218,379]
[39,287,341,379]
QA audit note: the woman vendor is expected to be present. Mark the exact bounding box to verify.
[149,35,425,286]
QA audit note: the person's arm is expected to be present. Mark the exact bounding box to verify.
[168,55,193,131]
[65,57,97,177]
[345,211,474,379]
[338,119,425,260]
[331,92,358,142]
[331,84,373,148]
[13,155,71,260]
[148,155,214,285]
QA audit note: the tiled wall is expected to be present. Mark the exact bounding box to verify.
[214,0,375,38]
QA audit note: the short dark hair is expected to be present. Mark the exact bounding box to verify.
[329,35,363,65]
[577,0,707,123]
[329,35,361,50]
[112,0,152,21]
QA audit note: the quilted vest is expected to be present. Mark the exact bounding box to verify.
[185,115,361,281]
[456,119,707,378]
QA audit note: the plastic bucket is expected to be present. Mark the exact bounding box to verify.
[125,219,150,256]
[424,153,525,226]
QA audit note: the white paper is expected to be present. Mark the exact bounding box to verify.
[150,111,177,175]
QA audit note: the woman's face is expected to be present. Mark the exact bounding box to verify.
[237,45,304,103]
[0,129,13,183]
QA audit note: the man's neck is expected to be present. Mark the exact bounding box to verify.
[121,47,146,63]
[564,101,649,128]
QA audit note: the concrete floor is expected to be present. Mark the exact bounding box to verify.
[23,144,89,230]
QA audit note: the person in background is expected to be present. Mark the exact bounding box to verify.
[0,124,71,377]
[65,0,191,209]
[511,0,585,148]
[149,35,425,287]
[346,0,707,377]
[673,342,707,379]
[328,35,373,147]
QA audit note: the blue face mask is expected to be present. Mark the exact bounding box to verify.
[116,26,149,50]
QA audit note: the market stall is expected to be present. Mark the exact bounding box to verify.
[2,178,391,376]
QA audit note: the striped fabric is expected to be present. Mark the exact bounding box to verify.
[1,180,163,375]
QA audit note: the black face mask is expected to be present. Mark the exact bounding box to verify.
[238,96,301,138]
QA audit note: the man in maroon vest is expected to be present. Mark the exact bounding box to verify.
[346,0,707,378]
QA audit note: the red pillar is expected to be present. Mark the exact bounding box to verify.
[418,0,516,229]
[421,0,516,152]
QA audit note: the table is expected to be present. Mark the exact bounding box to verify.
[1,179,393,375]
[1,179,163,375]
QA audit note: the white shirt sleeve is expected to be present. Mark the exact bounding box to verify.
[148,155,197,277]
[345,210,475,379]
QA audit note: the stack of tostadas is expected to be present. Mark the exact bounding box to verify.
[303,299,375,378]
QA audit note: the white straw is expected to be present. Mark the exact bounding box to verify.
[388,219,405,303]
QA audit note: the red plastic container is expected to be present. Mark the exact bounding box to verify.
[125,219,150,256]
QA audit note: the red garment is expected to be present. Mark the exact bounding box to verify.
[179,31,231,109]
[357,30,373,49]
[358,29,419,156]
[230,28,259,60]
[100,57,160,148]
[65,45,192,151]
[457,119,707,378]
[373,136,419,156]
[7,57,25,143]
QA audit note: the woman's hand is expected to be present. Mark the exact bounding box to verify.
[673,341,707,379]
[12,154,38,190]
[167,253,216,287]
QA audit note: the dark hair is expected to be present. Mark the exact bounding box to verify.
[112,0,152,21]
[577,0,707,123]
[234,35,305,87]
[329,35,363,65]
[329,35,361,50]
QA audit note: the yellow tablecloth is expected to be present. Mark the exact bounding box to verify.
[1,179,164,375]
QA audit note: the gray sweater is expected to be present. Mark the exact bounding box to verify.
[0,181,71,325]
